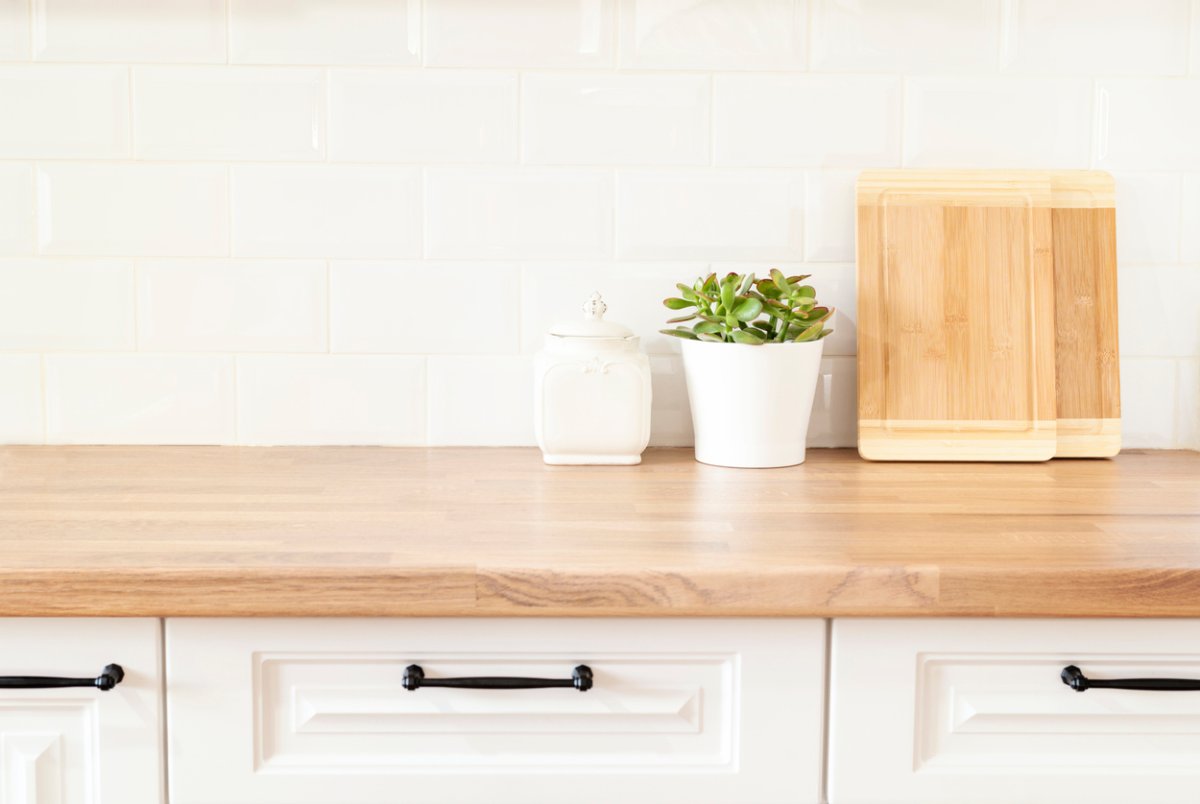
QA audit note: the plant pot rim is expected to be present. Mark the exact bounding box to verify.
[680,338,825,349]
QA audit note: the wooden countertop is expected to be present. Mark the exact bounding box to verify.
[0,447,1198,617]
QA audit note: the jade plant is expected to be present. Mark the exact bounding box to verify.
[660,270,834,345]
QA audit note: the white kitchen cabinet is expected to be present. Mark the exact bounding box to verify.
[0,618,163,804]
[166,617,825,804]
[829,618,1200,803]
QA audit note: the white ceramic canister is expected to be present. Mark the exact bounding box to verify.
[534,293,652,465]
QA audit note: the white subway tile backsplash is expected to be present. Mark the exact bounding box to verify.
[806,356,857,448]
[0,356,43,444]
[231,165,421,258]
[714,75,901,167]
[0,259,134,350]
[0,165,32,255]
[0,66,128,158]
[1002,0,1189,75]
[904,77,1092,168]
[617,170,803,260]
[1120,357,1178,448]
[812,0,998,73]
[1118,264,1200,358]
[45,354,235,444]
[519,261,706,354]
[425,168,613,259]
[1182,175,1200,262]
[619,0,805,70]
[237,355,426,445]
[427,356,534,445]
[37,163,228,257]
[329,70,517,163]
[424,0,613,68]
[1115,173,1181,263]
[522,73,709,166]
[0,0,29,60]
[33,0,225,63]
[1098,79,1200,170]
[1179,359,1200,449]
[229,0,419,65]
[648,354,691,446]
[137,260,327,352]
[134,67,324,161]
[804,170,857,262]
[331,261,520,354]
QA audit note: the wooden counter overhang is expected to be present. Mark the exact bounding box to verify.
[0,447,1197,618]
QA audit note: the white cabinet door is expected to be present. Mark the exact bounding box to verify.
[167,617,825,804]
[0,618,163,804]
[829,618,1200,803]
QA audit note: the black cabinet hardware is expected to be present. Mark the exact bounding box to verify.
[403,664,592,692]
[1061,664,1200,692]
[0,664,124,691]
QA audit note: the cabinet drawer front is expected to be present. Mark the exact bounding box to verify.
[830,619,1200,804]
[167,618,824,804]
[0,618,162,804]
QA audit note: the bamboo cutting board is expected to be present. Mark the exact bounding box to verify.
[1049,171,1120,457]
[857,170,1058,461]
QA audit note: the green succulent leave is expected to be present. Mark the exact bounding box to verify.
[659,271,835,345]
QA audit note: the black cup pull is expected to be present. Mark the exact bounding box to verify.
[0,664,124,692]
[1061,664,1200,692]
[403,664,592,692]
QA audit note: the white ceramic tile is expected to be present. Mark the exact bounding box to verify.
[1178,359,1200,449]
[1114,173,1181,263]
[229,0,419,65]
[0,0,28,60]
[425,168,613,259]
[806,355,856,448]
[1118,264,1200,358]
[0,259,134,350]
[37,164,228,257]
[0,164,32,255]
[1002,0,1189,75]
[1120,357,1178,448]
[134,67,324,161]
[712,262,856,356]
[617,170,804,260]
[0,355,43,444]
[519,261,706,355]
[0,66,128,158]
[427,356,534,445]
[904,77,1092,168]
[331,261,519,354]
[45,354,234,444]
[1182,174,1200,261]
[1098,79,1200,170]
[812,0,998,72]
[425,0,614,68]
[137,260,327,352]
[648,354,691,446]
[33,0,225,62]
[231,165,421,258]
[521,73,709,166]
[619,0,805,70]
[237,355,425,445]
[328,70,517,163]
[804,170,857,262]
[714,75,901,167]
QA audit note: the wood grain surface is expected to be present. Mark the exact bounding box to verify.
[857,170,1058,461]
[1050,171,1121,457]
[0,447,1197,618]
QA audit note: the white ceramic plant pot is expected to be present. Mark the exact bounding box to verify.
[680,339,824,468]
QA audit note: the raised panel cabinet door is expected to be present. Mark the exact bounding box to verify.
[0,618,163,804]
[829,618,1200,804]
[166,617,825,804]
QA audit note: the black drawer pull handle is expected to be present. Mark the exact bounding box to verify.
[1062,665,1200,692]
[403,664,592,692]
[0,664,124,692]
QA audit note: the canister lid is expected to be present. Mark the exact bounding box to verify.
[549,293,635,339]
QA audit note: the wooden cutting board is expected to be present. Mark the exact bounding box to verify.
[1049,171,1120,457]
[856,170,1058,461]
